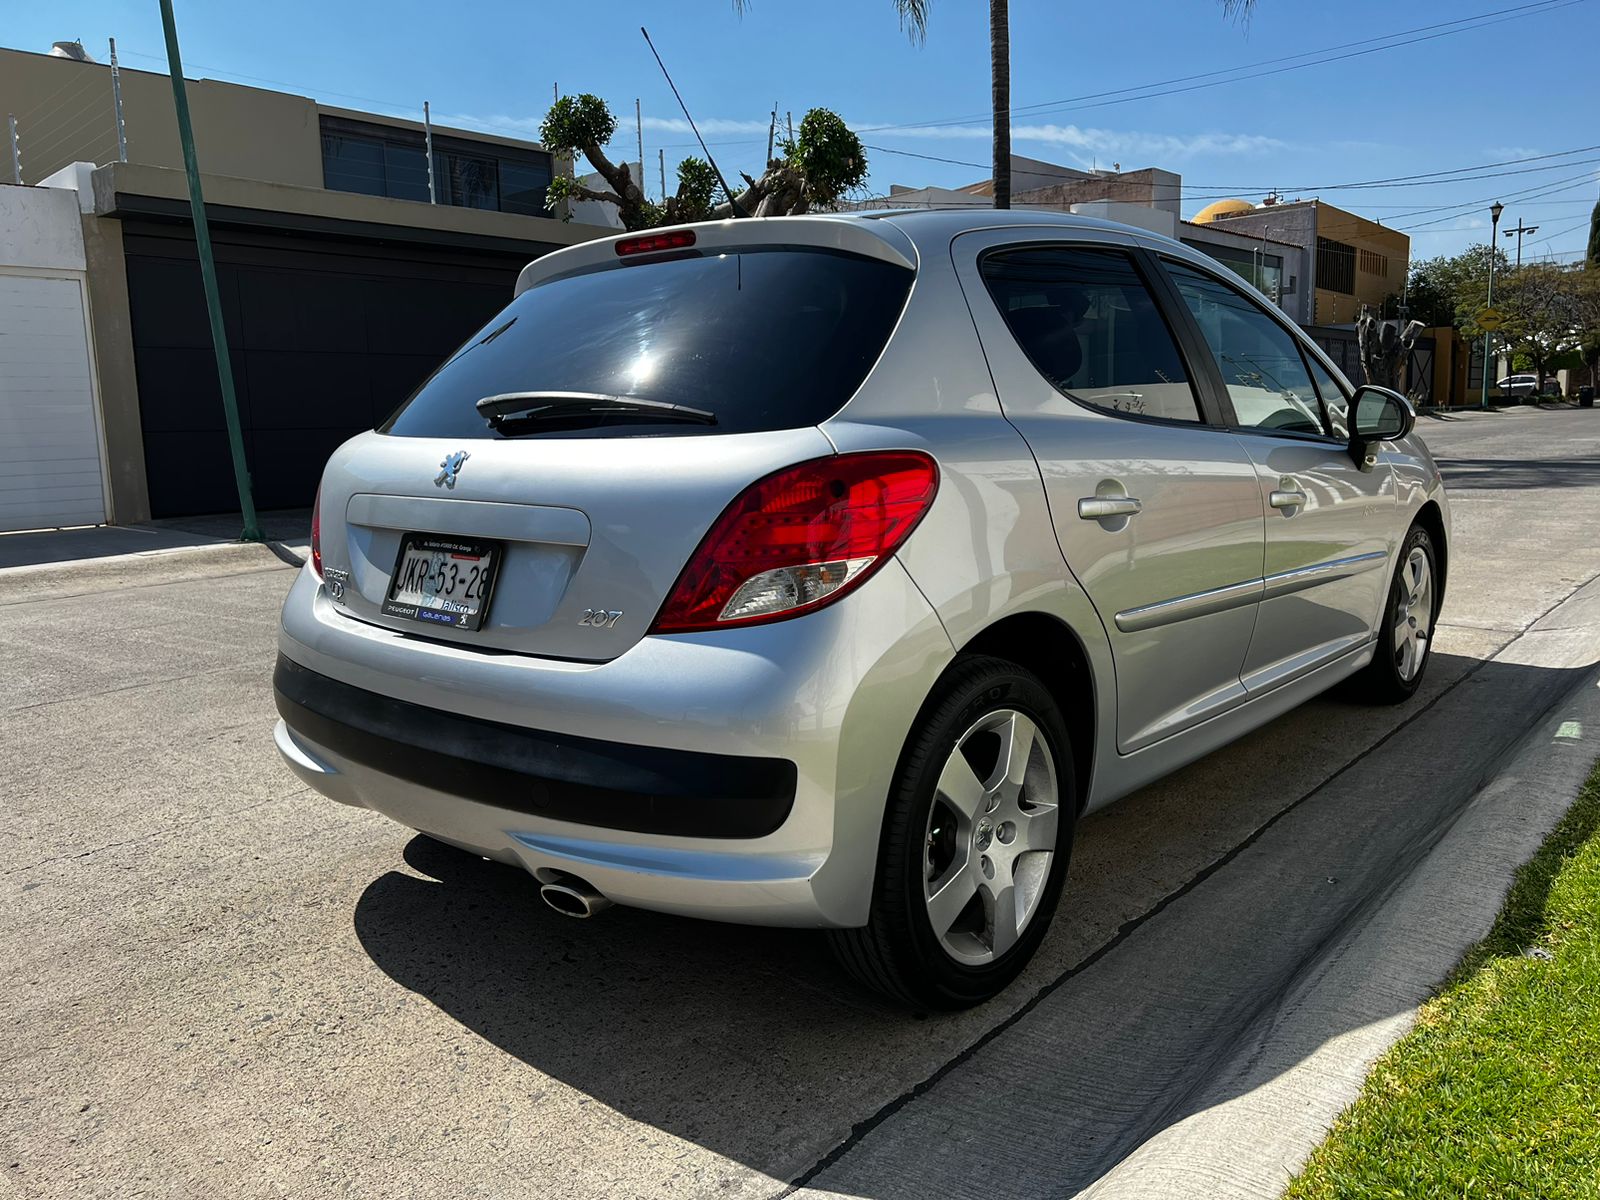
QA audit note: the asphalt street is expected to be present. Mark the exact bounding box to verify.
[4,406,1600,1199]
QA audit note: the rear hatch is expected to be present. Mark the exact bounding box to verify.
[316,219,916,663]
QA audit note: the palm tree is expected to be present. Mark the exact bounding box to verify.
[990,0,1010,209]
[736,1,1254,212]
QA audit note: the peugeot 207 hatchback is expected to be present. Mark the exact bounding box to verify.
[275,211,1449,1008]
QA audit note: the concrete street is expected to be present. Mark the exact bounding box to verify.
[5,406,1600,1199]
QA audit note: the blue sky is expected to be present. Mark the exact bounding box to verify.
[17,0,1600,264]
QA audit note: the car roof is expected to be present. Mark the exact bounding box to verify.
[514,207,1193,295]
[847,206,1193,254]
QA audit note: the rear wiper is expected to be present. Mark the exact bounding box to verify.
[475,391,716,433]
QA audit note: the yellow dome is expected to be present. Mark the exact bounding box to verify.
[1192,198,1255,224]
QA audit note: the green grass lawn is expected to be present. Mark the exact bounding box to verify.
[1286,759,1600,1200]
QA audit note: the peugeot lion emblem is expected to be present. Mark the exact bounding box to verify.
[434,450,470,489]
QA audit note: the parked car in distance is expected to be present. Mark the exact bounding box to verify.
[274,211,1450,1008]
[1497,373,1539,397]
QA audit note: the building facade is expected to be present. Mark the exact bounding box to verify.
[866,158,1408,334]
[1194,198,1409,326]
[1,44,605,524]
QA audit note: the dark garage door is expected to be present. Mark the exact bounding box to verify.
[122,218,557,517]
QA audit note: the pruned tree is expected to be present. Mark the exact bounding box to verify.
[540,94,866,229]
[541,94,715,230]
[713,108,868,218]
[1356,306,1424,396]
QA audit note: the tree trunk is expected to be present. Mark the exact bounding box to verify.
[990,0,1010,210]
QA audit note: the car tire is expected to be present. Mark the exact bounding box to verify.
[829,654,1076,1009]
[1349,523,1439,705]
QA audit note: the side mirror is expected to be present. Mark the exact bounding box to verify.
[1348,385,1415,468]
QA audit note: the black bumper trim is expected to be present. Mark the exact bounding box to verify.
[273,655,796,839]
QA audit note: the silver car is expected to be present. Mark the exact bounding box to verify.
[275,211,1448,1008]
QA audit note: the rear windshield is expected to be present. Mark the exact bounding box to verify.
[380,246,914,439]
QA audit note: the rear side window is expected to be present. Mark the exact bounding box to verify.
[382,247,913,439]
[980,246,1201,423]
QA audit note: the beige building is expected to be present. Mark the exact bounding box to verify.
[0,42,606,525]
[1192,197,1410,327]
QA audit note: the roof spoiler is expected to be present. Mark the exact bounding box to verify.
[513,216,917,297]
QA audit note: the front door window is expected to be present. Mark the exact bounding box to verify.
[1164,260,1329,437]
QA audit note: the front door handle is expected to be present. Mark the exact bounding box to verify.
[1269,489,1308,510]
[1078,496,1143,520]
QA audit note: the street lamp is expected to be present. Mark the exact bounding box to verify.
[1481,201,1504,409]
[1504,218,1540,271]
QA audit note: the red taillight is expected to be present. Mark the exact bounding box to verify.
[615,229,696,257]
[310,487,323,579]
[650,451,939,635]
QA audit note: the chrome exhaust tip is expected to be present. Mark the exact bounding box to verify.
[539,876,613,919]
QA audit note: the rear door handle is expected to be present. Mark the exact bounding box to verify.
[1269,489,1308,510]
[1078,496,1143,520]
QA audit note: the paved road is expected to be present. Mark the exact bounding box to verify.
[4,407,1599,1199]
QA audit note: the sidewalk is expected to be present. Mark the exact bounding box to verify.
[0,510,310,571]
[795,571,1600,1200]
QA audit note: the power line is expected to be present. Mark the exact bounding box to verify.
[863,141,1600,195]
[1526,217,1593,246]
[1399,173,1600,230]
[861,0,1582,133]
[862,141,1600,210]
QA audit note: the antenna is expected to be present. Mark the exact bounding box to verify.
[641,27,747,217]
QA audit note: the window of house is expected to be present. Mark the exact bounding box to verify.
[1358,248,1389,277]
[981,246,1202,423]
[435,150,498,209]
[1165,260,1330,437]
[320,133,385,196]
[1317,236,1356,295]
[319,116,552,216]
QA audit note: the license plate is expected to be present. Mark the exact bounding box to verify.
[382,534,500,632]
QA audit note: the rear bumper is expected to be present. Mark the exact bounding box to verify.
[275,717,836,925]
[274,557,954,927]
[274,655,797,839]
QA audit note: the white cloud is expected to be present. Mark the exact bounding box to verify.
[874,121,1284,159]
[436,109,1281,165]
[641,116,772,136]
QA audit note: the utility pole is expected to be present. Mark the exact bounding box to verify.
[634,98,643,195]
[658,148,665,205]
[766,102,777,162]
[423,100,436,204]
[1480,201,1504,410]
[109,38,128,161]
[158,0,261,541]
[1504,217,1540,271]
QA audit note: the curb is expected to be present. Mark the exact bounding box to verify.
[1076,662,1600,1199]
[0,539,304,605]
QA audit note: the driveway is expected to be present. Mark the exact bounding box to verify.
[4,406,1600,1199]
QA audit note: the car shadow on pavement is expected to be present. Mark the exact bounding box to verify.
[1432,455,1600,491]
[350,650,1594,1195]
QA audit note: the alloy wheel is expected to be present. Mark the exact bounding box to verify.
[923,709,1060,965]
[1394,546,1433,682]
